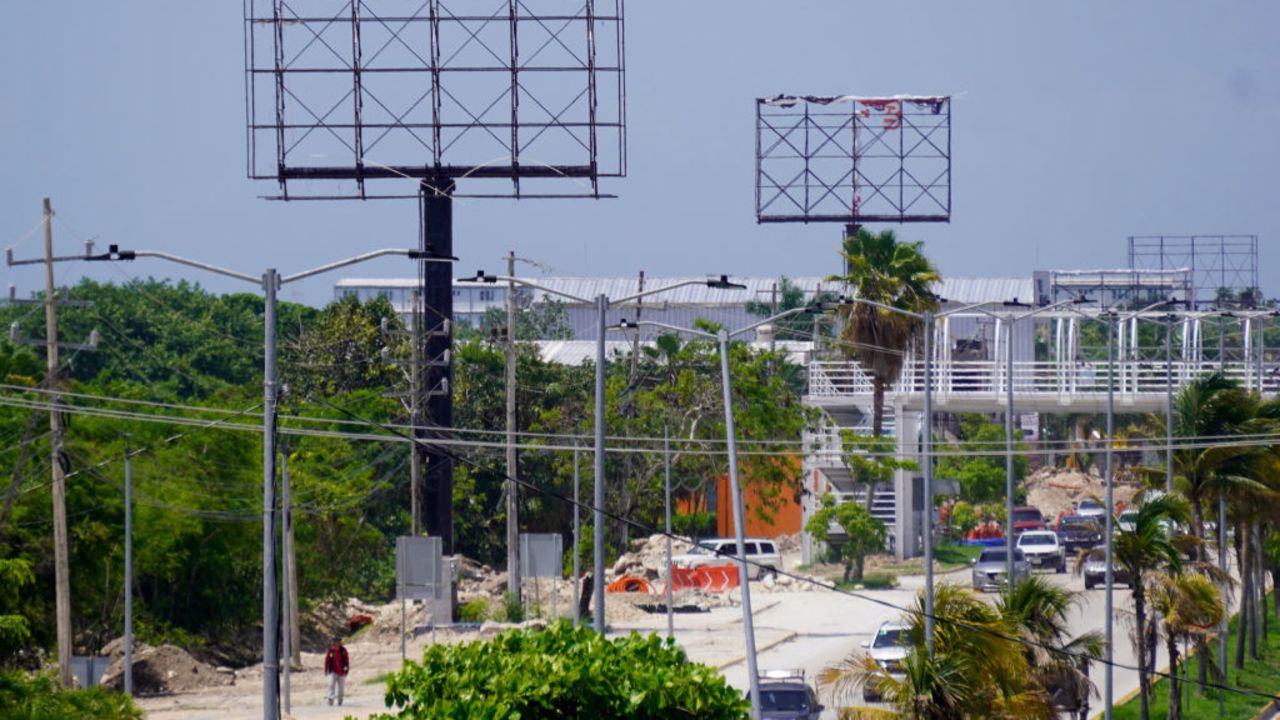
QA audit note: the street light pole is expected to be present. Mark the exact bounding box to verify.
[1166,314,1174,493]
[1004,316,1016,593]
[922,310,935,653]
[1104,313,1116,720]
[717,329,762,719]
[261,268,280,719]
[88,246,448,720]
[593,293,608,633]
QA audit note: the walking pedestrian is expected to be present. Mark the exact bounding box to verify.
[324,636,350,706]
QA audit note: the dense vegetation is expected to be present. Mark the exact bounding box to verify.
[373,622,748,719]
[0,279,807,664]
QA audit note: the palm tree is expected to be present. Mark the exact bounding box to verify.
[1150,373,1254,560]
[819,584,1051,719]
[1079,493,1190,720]
[829,227,939,506]
[830,228,940,437]
[997,576,1105,715]
[1147,571,1225,720]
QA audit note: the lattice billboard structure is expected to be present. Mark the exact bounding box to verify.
[1128,235,1260,309]
[243,1,627,555]
[244,0,626,199]
[755,95,950,224]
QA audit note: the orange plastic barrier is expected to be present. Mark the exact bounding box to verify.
[606,575,653,594]
[667,564,740,593]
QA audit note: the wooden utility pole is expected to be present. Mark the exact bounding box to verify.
[505,251,519,599]
[43,197,73,686]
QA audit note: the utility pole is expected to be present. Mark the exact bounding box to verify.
[280,443,299,714]
[410,291,423,536]
[505,251,520,600]
[43,197,72,687]
[5,199,101,688]
[123,441,133,696]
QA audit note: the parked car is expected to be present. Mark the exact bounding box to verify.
[971,547,1031,591]
[1011,506,1047,535]
[861,622,909,702]
[1055,515,1104,555]
[1016,530,1066,572]
[1117,509,1139,533]
[671,538,782,580]
[752,670,825,720]
[1082,548,1133,589]
[1075,497,1106,520]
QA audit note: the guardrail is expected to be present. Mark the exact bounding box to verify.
[809,359,1279,400]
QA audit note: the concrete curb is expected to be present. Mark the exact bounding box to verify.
[715,630,800,670]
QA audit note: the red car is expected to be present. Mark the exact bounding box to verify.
[1010,506,1046,534]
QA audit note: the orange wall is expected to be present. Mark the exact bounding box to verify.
[715,455,803,537]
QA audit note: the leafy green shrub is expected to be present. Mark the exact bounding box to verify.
[457,598,488,623]
[0,670,142,720]
[372,622,748,719]
[859,572,897,590]
[498,591,525,623]
[672,511,716,539]
[805,494,887,582]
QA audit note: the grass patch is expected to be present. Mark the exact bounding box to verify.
[365,671,391,686]
[933,542,983,568]
[835,572,897,591]
[1113,591,1279,720]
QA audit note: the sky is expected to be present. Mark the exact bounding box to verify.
[3,1,1278,307]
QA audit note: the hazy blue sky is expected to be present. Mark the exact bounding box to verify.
[3,1,1278,307]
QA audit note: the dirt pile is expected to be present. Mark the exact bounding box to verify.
[98,639,234,695]
[1025,467,1139,520]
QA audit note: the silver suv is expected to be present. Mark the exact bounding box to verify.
[861,621,909,702]
[671,538,782,580]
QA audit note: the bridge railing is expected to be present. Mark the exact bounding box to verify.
[809,359,1278,399]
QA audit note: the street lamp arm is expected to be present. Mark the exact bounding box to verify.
[125,251,261,284]
[475,275,594,305]
[612,278,735,306]
[726,306,813,340]
[281,248,453,285]
[838,295,924,320]
[617,319,715,340]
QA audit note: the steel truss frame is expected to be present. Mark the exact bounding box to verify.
[244,0,626,199]
[1128,235,1260,310]
[755,95,951,224]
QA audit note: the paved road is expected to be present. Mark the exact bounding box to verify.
[633,566,1147,719]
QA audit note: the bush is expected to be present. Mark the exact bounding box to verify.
[498,591,524,623]
[457,598,488,623]
[372,622,748,719]
[672,511,716,539]
[859,572,897,590]
[0,670,142,720]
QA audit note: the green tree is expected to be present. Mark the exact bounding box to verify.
[1148,571,1225,720]
[745,275,839,340]
[828,227,940,439]
[997,576,1104,715]
[936,415,1029,504]
[374,622,748,719]
[805,495,887,582]
[472,298,574,340]
[820,584,1051,719]
[1077,493,1190,719]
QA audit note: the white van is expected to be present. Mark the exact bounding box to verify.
[671,538,782,580]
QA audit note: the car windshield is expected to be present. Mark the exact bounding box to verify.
[1062,522,1096,533]
[1087,550,1107,562]
[1012,510,1041,522]
[872,627,907,648]
[979,549,1022,563]
[1079,499,1102,510]
[759,689,809,711]
[689,543,716,555]
[1019,534,1055,546]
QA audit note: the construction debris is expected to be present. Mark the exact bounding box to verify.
[98,639,234,695]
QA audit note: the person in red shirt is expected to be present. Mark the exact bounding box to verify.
[324,637,350,706]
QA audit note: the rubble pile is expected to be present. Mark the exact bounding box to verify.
[98,639,234,695]
[1025,467,1139,520]
[610,533,693,582]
